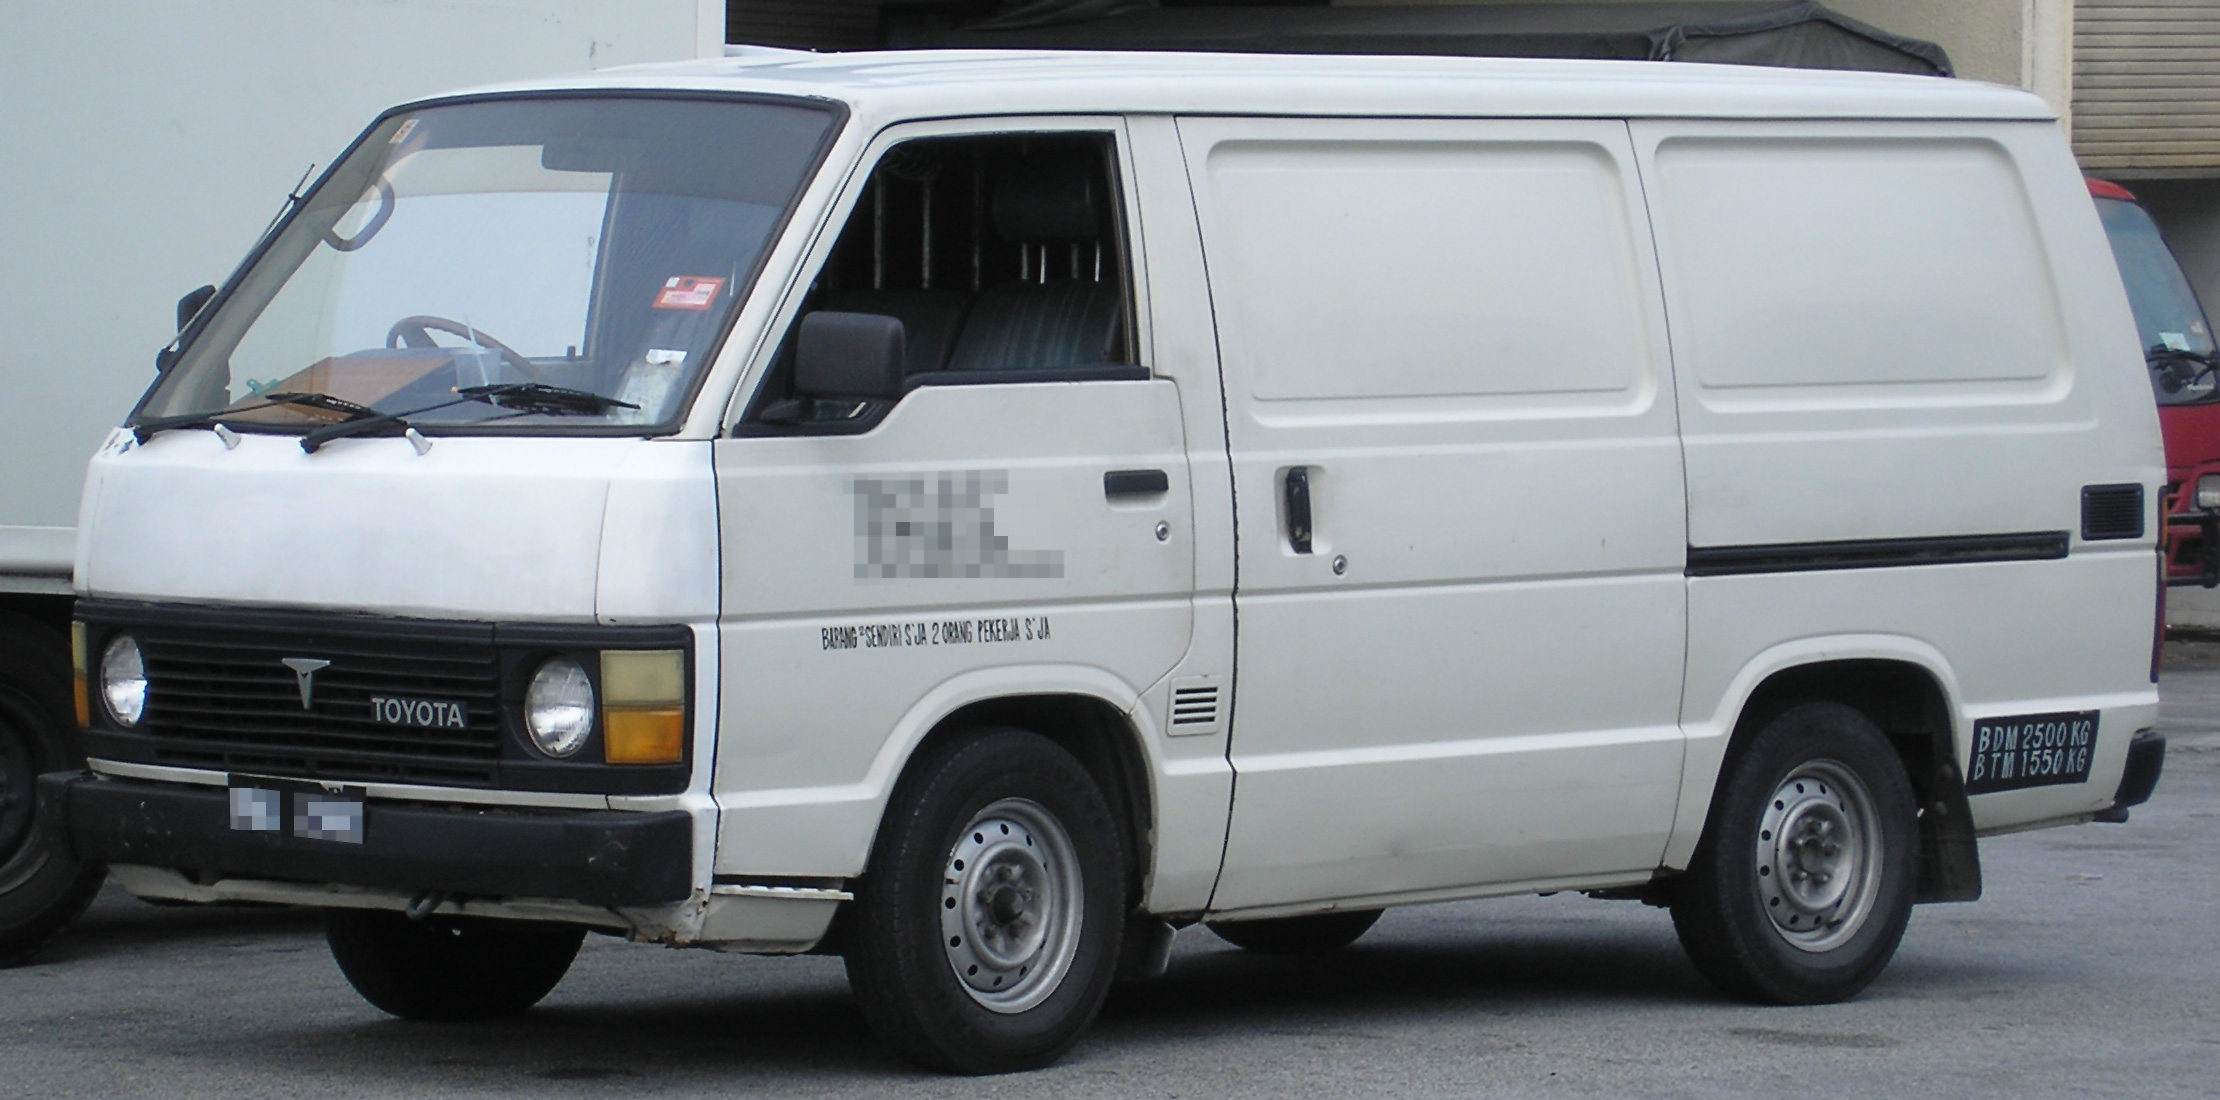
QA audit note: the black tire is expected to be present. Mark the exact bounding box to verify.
[325,909,585,1021]
[844,728,1126,1075]
[1206,909,1383,955]
[1670,701,1918,1004]
[0,615,106,968]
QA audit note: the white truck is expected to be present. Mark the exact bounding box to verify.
[0,0,723,965]
[39,49,2170,1074]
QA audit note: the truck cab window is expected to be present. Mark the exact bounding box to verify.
[745,132,1136,431]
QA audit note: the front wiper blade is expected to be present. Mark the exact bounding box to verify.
[132,390,378,444]
[298,395,478,454]
[458,382,637,416]
[260,391,380,420]
[300,384,636,453]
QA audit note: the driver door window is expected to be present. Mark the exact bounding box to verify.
[742,131,1139,432]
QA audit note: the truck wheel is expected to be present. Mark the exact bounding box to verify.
[1207,909,1382,955]
[1670,701,1917,1004]
[325,909,585,1020]
[844,728,1126,1075]
[0,618,106,968]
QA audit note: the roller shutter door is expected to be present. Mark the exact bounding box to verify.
[728,0,880,50]
[2074,0,2220,175]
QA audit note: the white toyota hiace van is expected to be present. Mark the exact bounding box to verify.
[47,50,2167,1073]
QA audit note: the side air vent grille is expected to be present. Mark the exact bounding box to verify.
[1169,679,1222,737]
[2082,483,2145,541]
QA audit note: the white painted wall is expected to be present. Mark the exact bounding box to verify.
[0,0,720,582]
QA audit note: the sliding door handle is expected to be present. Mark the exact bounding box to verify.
[1104,469,1170,498]
[1284,465,1313,554]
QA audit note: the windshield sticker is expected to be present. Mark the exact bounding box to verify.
[654,276,726,311]
[2161,332,2191,352]
[644,348,687,366]
[853,471,1064,579]
[821,616,1052,652]
[1965,710,2099,795]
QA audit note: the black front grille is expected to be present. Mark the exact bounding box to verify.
[76,600,696,795]
[135,624,502,786]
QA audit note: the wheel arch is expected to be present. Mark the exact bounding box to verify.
[838,665,1162,911]
[903,693,1156,908]
[1670,639,1981,903]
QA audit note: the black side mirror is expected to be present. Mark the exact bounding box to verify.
[176,284,216,332]
[796,312,906,402]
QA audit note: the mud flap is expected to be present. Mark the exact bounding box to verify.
[1914,759,1982,903]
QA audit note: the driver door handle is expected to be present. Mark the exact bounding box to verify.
[1104,469,1169,498]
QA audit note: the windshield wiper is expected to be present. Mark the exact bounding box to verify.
[458,382,638,416]
[297,394,478,454]
[299,384,635,453]
[140,383,639,453]
[133,390,380,444]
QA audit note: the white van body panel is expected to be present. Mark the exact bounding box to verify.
[1634,116,2163,846]
[82,433,604,620]
[1179,116,1689,911]
[1633,118,2159,550]
[79,432,723,624]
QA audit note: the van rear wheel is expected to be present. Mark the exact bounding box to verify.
[324,909,584,1020]
[1670,702,1917,1004]
[1207,909,1382,955]
[844,729,1125,1075]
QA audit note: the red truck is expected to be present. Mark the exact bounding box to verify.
[2090,178,2220,585]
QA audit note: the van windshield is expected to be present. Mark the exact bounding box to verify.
[2094,195,2218,406]
[136,95,837,434]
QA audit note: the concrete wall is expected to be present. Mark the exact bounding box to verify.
[2135,180,2220,326]
[0,1,719,571]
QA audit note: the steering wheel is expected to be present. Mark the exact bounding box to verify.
[385,315,546,383]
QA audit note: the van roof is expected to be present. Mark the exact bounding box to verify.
[427,48,2055,125]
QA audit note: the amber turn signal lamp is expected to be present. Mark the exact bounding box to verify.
[70,622,90,728]
[600,650,686,765]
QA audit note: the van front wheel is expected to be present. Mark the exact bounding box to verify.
[1670,701,1917,1005]
[844,729,1125,1074]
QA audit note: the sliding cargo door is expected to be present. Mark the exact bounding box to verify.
[1180,117,1689,912]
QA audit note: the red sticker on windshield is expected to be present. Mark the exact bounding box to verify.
[653,276,726,311]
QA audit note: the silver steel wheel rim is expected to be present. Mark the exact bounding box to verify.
[939,797,1084,1014]
[1756,760,1883,954]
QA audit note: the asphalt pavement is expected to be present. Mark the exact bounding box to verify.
[5,645,2218,1098]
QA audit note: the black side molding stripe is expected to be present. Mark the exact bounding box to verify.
[1687,531,2071,578]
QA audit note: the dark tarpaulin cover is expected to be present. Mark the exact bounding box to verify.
[894,2,1953,77]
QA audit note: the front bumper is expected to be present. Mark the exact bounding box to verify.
[40,772,691,908]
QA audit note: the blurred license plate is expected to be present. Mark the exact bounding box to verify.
[228,780,365,845]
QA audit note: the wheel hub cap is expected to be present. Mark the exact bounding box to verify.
[940,798,1084,1014]
[1756,761,1883,953]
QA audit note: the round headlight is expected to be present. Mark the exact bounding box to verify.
[100,634,147,728]
[524,656,595,758]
